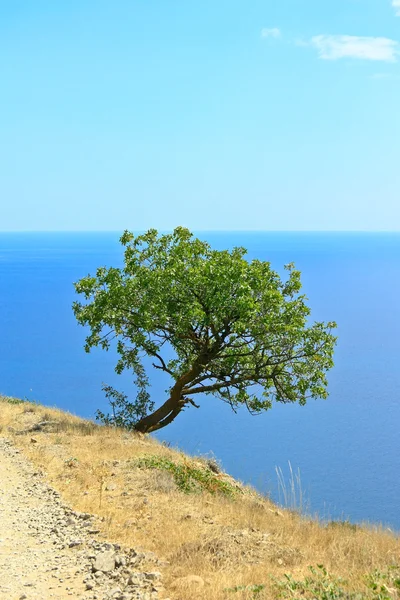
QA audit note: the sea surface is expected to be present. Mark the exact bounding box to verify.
[0,232,399,530]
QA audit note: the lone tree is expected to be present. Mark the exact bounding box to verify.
[73,228,337,433]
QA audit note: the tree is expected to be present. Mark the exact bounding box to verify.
[73,227,337,433]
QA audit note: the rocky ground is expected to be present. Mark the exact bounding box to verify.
[0,438,167,600]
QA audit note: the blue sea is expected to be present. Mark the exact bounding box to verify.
[0,232,399,530]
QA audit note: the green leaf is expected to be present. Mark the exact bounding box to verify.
[73,227,337,432]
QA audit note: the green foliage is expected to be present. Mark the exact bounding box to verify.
[222,567,400,600]
[273,565,351,599]
[365,567,400,599]
[272,565,400,600]
[133,454,239,497]
[73,227,337,432]
[225,583,266,597]
[0,395,26,405]
[326,520,359,533]
[96,384,154,429]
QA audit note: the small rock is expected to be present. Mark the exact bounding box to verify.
[94,571,105,579]
[92,550,116,573]
[144,571,161,581]
[78,512,92,521]
[101,542,114,551]
[127,573,145,586]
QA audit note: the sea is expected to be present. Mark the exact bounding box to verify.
[0,232,399,530]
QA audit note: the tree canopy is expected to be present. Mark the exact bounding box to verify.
[73,227,337,433]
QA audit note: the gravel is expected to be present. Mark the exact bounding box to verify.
[0,438,166,600]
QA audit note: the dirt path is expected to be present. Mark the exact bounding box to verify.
[0,438,163,600]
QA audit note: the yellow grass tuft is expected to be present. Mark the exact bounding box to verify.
[0,395,399,599]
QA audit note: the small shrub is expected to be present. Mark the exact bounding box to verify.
[225,583,266,597]
[365,567,400,599]
[272,565,356,599]
[0,395,26,405]
[272,564,400,599]
[327,520,359,533]
[133,455,239,497]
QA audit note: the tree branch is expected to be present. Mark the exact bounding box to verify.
[184,376,253,396]
[151,352,174,376]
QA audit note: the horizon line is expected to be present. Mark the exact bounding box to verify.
[1,229,400,234]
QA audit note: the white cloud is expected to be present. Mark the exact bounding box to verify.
[261,28,281,39]
[310,35,399,62]
[393,1,400,16]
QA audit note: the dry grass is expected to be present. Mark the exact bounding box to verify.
[1,394,399,599]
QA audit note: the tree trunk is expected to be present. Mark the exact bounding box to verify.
[133,360,205,433]
[134,346,221,433]
[133,393,187,433]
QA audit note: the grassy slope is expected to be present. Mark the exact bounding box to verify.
[0,395,399,600]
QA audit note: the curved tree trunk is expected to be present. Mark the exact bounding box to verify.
[133,360,205,433]
[134,345,223,433]
[134,394,187,433]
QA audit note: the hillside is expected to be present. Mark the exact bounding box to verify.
[0,395,399,599]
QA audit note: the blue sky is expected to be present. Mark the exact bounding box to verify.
[1,0,399,231]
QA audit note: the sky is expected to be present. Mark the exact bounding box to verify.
[1,0,399,231]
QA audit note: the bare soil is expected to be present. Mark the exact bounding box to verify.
[0,438,161,600]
